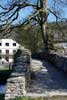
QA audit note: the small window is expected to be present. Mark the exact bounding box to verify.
[0,43,2,46]
[6,50,9,54]
[5,57,9,62]
[13,43,16,46]
[0,56,2,59]
[13,50,16,54]
[0,50,1,53]
[6,43,9,46]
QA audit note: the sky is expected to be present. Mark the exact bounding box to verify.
[0,0,67,24]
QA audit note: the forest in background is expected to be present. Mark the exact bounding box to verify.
[0,21,67,53]
[14,21,67,53]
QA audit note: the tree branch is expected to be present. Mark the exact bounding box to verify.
[48,8,67,21]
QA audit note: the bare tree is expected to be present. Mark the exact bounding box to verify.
[0,0,67,51]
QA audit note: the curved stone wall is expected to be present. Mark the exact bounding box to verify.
[32,52,67,72]
[5,48,31,100]
[46,53,67,72]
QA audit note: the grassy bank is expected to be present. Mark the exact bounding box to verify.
[10,97,41,100]
[0,94,5,100]
[9,96,67,100]
[0,64,12,84]
[0,95,67,100]
[0,70,12,84]
[0,66,9,71]
[0,64,12,71]
[0,95,41,100]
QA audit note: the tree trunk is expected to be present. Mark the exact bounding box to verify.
[40,0,48,52]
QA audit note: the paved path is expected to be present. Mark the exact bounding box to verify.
[27,61,67,96]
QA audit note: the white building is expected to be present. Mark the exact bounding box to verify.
[54,42,67,54]
[0,39,23,63]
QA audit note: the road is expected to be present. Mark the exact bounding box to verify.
[27,61,67,96]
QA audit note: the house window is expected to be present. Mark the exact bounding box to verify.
[6,43,9,46]
[6,50,9,54]
[13,43,16,46]
[0,50,1,53]
[0,56,2,59]
[5,57,9,62]
[13,50,16,54]
[0,43,2,46]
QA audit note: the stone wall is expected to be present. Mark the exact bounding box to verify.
[45,52,67,72]
[5,74,26,100]
[32,52,67,72]
[5,48,31,100]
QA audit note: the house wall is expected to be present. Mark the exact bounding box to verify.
[0,39,23,63]
[54,43,67,54]
[54,43,67,48]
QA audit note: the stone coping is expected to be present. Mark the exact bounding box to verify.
[10,72,26,77]
[50,51,67,58]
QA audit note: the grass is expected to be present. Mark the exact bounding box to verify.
[0,66,9,71]
[0,95,41,100]
[9,96,67,100]
[10,97,41,100]
[0,64,12,71]
[0,94,67,100]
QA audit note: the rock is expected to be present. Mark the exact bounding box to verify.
[31,59,43,72]
[5,75,26,100]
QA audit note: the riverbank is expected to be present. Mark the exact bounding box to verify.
[10,96,67,100]
[0,95,67,100]
[0,70,12,84]
[0,94,5,100]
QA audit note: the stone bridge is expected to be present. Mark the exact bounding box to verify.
[4,48,67,100]
[5,48,31,100]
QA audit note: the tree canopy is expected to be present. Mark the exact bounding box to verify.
[0,0,67,51]
[0,0,67,32]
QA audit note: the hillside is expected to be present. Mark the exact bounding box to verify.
[0,22,67,52]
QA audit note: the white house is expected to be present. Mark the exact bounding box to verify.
[54,42,67,54]
[0,39,23,63]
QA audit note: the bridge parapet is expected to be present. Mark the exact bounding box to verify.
[45,52,67,72]
[5,48,31,100]
[32,52,67,73]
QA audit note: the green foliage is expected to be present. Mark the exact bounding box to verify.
[13,22,67,52]
[14,25,43,53]
[10,97,41,100]
[0,66,9,71]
